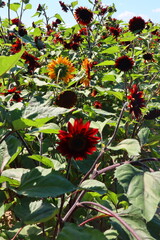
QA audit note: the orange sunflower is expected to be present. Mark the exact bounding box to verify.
[80,58,93,86]
[48,56,75,83]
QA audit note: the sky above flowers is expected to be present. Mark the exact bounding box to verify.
[0,0,160,26]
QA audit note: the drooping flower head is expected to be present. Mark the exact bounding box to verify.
[59,1,68,12]
[57,119,100,161]
[127,84,145,119]
[115,55,134,72]
[129,16,145,33]
[74,7,93,26]
[48,56,75,83]
[55,90,77,108]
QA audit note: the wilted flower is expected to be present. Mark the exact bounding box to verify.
[74,7,93,26]
[18,26,27,36]
[59,1,68,12]
[115,55,134,72]
[48,56,75,83]
[55,90,77,108]
[127,84,145,119]
[56,118,100,160]
[129,16,145,33]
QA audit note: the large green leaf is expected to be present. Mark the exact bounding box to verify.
[9,3,20,12]
[115,164,160,222]
[111,206,155,240]
[14,199,57,224]
[57,223,107,240]
[0,135,21,172]
[101,46,120,54]
[28,155,55,168]
[108,139,141,156]
[80,179,107,195]
[0,47,24,76]
[13,167,76,198]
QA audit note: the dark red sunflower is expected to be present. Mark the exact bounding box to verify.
[0,87,23,102]
[74,7,93,26]
[11,18,22,26]
[93,101,102,109]
[59,1,68,12]
[55,90,77,108]
[129,16,145,33]
[109,27,122,40]
[21,51,40,74]
[143,53,154,62]
[10,38,23,54]
[127,84,145,119]
[56,119,100,161]
[115,55,134,72]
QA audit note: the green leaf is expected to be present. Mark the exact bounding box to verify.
[0,47,24,76]
[108,139,141,156]
[28,155,55,168]
[106,90,123,100]
[101,46,119,54]
[96,60,115,66]
[2,168,30,182]
[71,1,78,8]
[104,229,118,239]
[9,3,20,12]
[24,3,32,9]
[111,206,155,240]
[138,127,151,146]
[80,179,107,195]
[0,135,21,172]
[14,199,57,224]
[57,223,107,240]
[13,167,76,198]
[54,13,64,23]
[115,164,160,222]
[102,74,116,82]
[119,32,136,42]
[0,176,20,187]
[12,117,54,130]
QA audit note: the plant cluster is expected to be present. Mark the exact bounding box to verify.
[0,0,160,239]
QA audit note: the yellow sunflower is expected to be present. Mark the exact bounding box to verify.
[48,56,75,83]
[80,58,93,87]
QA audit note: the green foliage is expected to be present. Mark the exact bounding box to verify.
[0,0,159,239]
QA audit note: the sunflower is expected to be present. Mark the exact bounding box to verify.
[48,56,75,83]
[115,55,134,72]
[80,58,93,86]
[129,16,145,33]
[127,84,145,119]
[74,7,93,26]
[56,118,100,161]
[55,90,77,108]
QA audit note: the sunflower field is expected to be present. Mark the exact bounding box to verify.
[0,0,160,239]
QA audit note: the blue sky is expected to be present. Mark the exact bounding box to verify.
[0,0,160,26]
